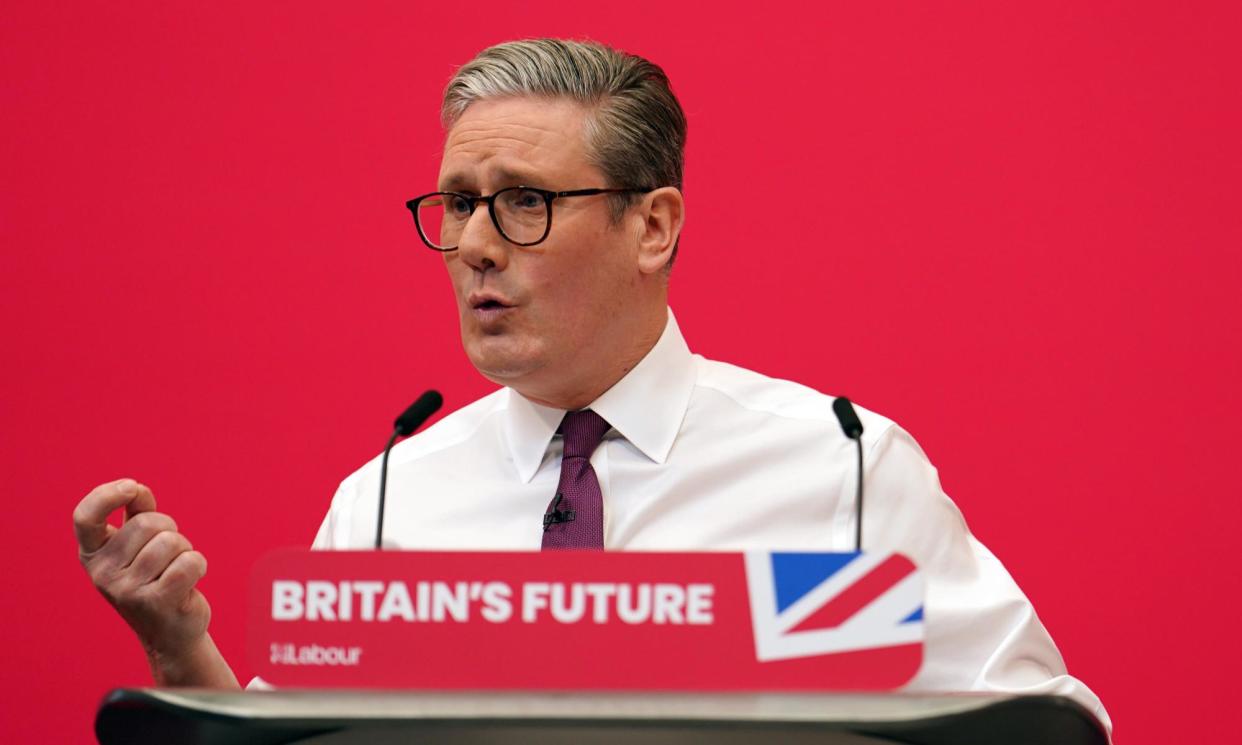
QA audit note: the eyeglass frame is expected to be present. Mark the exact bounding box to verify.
[405,185,655,251]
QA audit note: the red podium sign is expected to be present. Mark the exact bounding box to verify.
[248,550,923,690]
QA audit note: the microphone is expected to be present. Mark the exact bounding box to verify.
[394,390,444,436]
[375,390,443,549]
[542,492,576,531]
[831,397,865,552]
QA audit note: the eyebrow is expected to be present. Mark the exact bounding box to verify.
[438,165,548,193]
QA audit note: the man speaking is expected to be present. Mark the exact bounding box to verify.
[72,38,1109,730]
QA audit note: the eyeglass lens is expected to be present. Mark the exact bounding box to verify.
[417,188,549,249]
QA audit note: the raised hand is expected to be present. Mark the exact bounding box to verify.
[74,478,238,688]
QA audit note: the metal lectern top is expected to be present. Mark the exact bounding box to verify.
[95,688,1109,745]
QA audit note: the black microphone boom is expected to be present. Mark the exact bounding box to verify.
[831,397,866,553]
[395,391,444,436]
[376,390,443,549]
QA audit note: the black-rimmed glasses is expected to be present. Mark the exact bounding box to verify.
[405,186,652,251]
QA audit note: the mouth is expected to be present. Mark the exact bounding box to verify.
[467,292,516,325]
[468,292,514,311]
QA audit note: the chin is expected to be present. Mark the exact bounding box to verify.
[463,338,544,385]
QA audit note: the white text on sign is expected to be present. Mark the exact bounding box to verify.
[271,580,714,625]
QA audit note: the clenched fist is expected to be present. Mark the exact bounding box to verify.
[74,479,238,688]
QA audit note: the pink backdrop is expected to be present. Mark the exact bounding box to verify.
[3,2,1239,742]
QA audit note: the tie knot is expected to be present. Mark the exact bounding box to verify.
[559,409,611,460]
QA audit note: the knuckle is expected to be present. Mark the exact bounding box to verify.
[184,551,207,576]
[105,580,143,611]
[123,512,154,535]
[139,532,175,560]
[155,529,191,552]
[148,528,173,546]
[168,550,206,582]
[129,582,169,609]
[159,513,179,533]
[130,511,174,533]
[126,516,177,546]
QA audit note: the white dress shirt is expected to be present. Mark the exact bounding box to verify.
[310,310,1110,732]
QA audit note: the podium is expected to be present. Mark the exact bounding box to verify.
[95,550,1108,743]
[95,689,1109,744]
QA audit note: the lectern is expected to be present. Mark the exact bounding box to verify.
[94,550,1109,743]
[95,688,1109,745]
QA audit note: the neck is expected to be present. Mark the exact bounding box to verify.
[516,305,666,411]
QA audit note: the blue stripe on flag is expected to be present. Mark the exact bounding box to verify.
[770,552,860,613]
[901,606,924,624]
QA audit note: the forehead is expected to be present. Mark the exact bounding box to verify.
[438,97,595,190]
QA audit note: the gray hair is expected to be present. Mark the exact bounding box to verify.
[442,39,687,264]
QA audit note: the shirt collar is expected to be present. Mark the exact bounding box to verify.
[503,309,697,483]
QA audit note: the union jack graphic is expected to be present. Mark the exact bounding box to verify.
[745,552,924,662]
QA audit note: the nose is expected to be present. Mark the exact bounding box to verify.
[455,201,509,273]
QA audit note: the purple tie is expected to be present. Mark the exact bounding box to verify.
[541,409,611,550]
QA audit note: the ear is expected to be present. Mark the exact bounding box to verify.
[635,187,684,275]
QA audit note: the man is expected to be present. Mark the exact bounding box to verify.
[73,39,1110,729]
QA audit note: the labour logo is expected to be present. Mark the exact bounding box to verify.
[745,552,924,662]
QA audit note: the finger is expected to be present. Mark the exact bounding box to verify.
[73,479,157,553]
[123,482,157,521]
[95,511,179,567]
[128,530,193,585]
[154,550,207,605]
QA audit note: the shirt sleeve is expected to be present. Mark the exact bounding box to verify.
[864,424,1112,736]
[310,466,373,550]
[311,485,344,550]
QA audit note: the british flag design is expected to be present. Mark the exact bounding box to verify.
[745,551,924,662]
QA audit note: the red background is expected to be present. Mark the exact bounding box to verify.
[2,2,1238,742]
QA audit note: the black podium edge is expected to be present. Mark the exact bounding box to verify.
[96,688,1109,745]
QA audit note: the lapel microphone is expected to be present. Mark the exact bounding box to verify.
[542,492,576,530]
